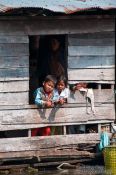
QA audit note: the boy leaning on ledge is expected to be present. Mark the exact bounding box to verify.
[34,74,58,108]
[32,75,58,136]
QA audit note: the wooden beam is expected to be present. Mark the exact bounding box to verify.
[0,120,114,131]
[0,134,100,152]
[0,149,96,159]
[0,18,114,35]
[68,46,114,56]
[0,56,29,68]
[0,92,29,105]
[69,31,115,39]
[0,80,29,92]
[68,56,115,69]
[0,35,29,43]
[0,68,29,80]
[68,38,114,46]
[68,68,115,81]
[68,89,115,103]
[68,80,115,84]
[0,104,115,125]
[0,43,29,56]
[63,126,67,135]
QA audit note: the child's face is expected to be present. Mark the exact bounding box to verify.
[57,80,65,92]
[101,126,106,132]
[43,81,54,93]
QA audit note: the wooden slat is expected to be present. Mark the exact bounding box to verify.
[0,134,100,152]
[0,68,29,80]
[68,46,114,56]
[68,38,115,46]
[69,31,115,39]
[0,43,29,56]
[68,68,115,81]
[0,92,28,105]
[68,80,115,84]
[0,35,29,43]
[0,104,115,124]
[0,103,113,110]
[0,56,29,68]
[0,18,114,35]
[68,56,115,68]
[0,149,96,159]
[0,80,29,92]
[0,77,29,82]
[68,89,115,103]
[0,120,113,131]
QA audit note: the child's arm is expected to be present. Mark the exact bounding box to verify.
[69,83,88,92]
[35,89,46,107]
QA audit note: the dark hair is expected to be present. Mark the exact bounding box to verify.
[44,75,57,85]
[56,75,67,87]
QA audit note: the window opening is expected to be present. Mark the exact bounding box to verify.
[29,35,67,104]
[0,130,28,139]
[86,124,98,133]
[101,84,111,89]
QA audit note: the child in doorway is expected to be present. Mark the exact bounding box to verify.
[51,75,69,135]
[34,74,57,107]
[31,75,57,136]
[55,75,69,105]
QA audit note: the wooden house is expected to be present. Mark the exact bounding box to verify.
[0,0,115,164]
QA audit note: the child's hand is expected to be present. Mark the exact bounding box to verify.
[45,101,53,107]
[59,98,65,105]
[75,84,82,90]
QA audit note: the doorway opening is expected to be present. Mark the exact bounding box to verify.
[29,35,67,104]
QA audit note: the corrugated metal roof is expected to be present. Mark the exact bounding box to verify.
[0,0,116,14]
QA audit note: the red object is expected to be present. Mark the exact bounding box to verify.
[31,127,51,136]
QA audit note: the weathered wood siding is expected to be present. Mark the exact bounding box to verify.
[68,31,115,82]
[67,29,115,126]
[0,134,100,158]
[0,35,29,106]
[0,104,114,130]
[0,17,115,126]
[0,16,115,159]
[0,17,114,35]
[68,89,115,103]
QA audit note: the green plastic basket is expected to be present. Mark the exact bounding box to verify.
[104,146,116,175]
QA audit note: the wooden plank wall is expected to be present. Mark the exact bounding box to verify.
[0,104,115,127]
[0,35,29,105]
[68,31,115,82]
[67,30,115,124]
[0,17,115,159]
[0,17,115,126]
[0,134,100,158]
[0,17,114,35]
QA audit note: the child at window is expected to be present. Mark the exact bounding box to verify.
[34,74,57,107]
[51,76,69,135]
[55,75,69,105]
[31,75,57,136]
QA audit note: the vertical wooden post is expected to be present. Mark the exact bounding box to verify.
[110,122,114,133]
[98,123,101,133]
[28,129,31,137]
[63,126,66,135]
[98,84,101,90]
[111,84,114,90]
